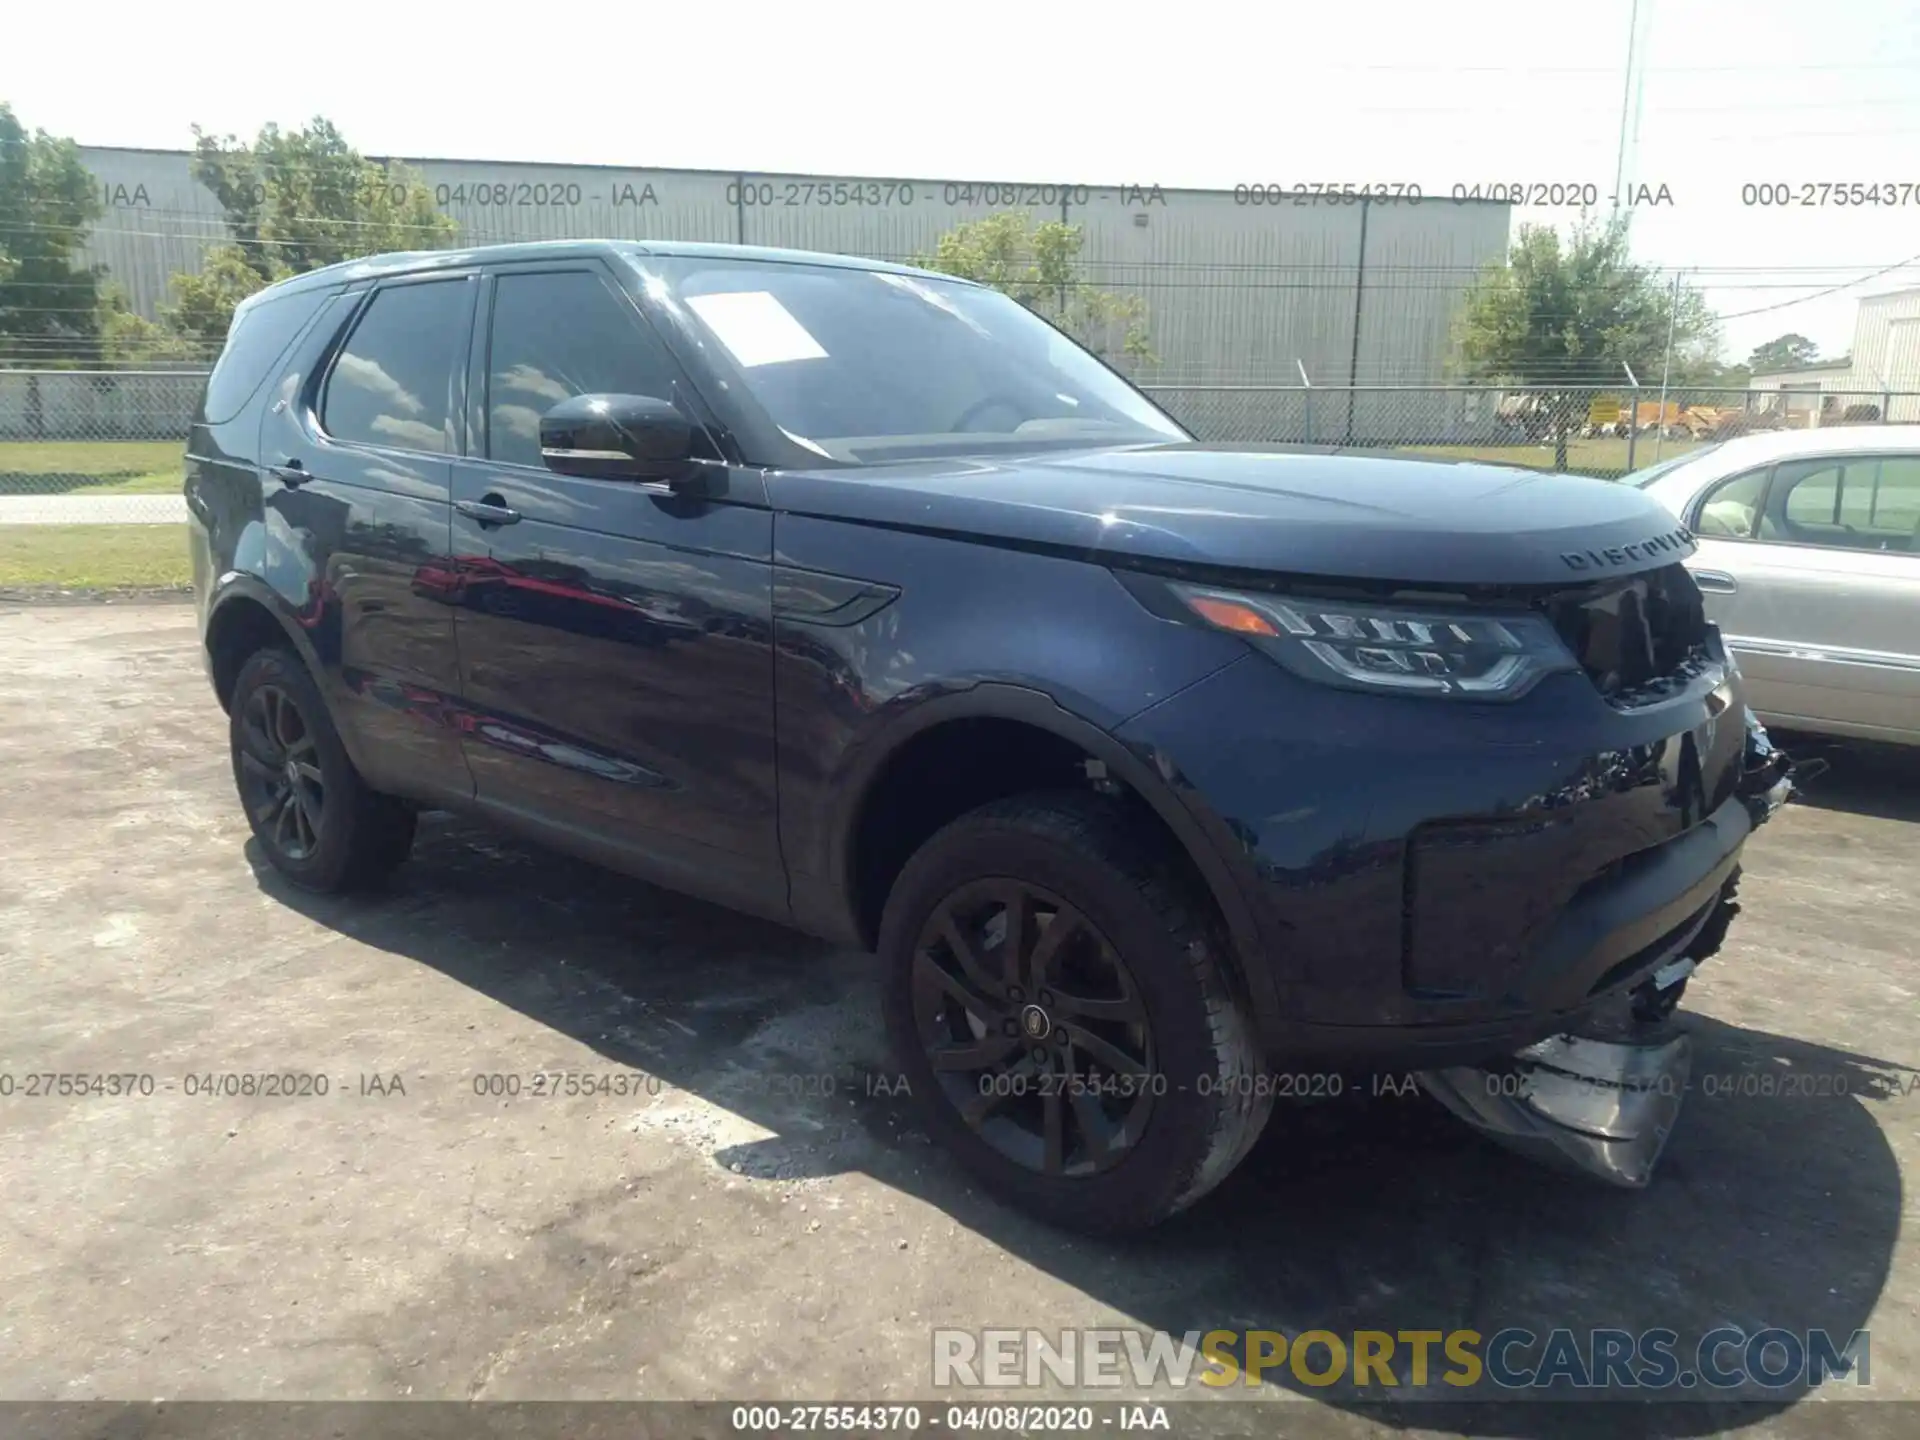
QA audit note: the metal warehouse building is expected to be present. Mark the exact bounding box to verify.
[76,146,1510,423]
[1747,288,1920,424]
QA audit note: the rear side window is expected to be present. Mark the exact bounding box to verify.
[203,288,332,424]
[1762,454,1920,551]
[320,280,471,455]
[1876,457,1920,534]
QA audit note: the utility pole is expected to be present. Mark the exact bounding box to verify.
[1653,267,1682,463]
[1614,0,1649,209]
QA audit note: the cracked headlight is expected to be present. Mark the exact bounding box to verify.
[1171,584,1579,700]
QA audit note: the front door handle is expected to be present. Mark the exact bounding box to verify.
[268,458,308,488]
[456,496,522,527]
[1692,568,1738,594]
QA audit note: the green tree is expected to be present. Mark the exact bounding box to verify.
[162,117,454,349]
[1746,332,1821,373]
[97,285,199,365]
[911,211,1153,366]
[0,102,105,365]
[1454,214,1718,466]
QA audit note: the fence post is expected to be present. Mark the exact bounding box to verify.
[1622,363,1640,475]
[1297,359,1313,445]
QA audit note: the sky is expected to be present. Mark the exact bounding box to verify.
[5,0,1918,368]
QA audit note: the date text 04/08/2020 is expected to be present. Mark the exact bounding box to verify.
[1229,182,1676,206]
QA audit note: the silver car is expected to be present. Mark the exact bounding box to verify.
[1632,425,1920,745]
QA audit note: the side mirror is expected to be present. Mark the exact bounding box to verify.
[539,394,698,483]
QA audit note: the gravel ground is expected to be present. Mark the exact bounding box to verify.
[0,602,1915,1438]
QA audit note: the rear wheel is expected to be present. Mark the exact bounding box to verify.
[229,647,416,892]
[880,791,1271,1233]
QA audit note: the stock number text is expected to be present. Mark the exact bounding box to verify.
[1742,182,1920,207]
[1235,182,1422,205]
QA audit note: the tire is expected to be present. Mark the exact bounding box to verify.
[229,646,417,892]
[879,790,1271,1234]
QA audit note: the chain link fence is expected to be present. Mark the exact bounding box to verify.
[0,370,208,526]
[4,369,1919,528]
[1138,384,1920,476]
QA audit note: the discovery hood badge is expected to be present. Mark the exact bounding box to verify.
[1561,525,1695,571]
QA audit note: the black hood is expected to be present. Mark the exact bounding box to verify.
[765,444,1696,587]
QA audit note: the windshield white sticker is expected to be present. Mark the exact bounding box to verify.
[685,291,828,368]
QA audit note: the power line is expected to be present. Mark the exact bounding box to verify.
[1716,248,1920,319]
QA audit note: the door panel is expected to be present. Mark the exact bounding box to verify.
[1692,454,1920,741]
[447,264,784,912]
[1716,542,1920,739]
[255,275,478,804]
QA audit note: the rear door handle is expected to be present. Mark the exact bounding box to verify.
[1692,569,1738,594]
[268,458,308,487]
[456,496,522,527]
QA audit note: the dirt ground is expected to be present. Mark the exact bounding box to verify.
[1,602,1916,1437]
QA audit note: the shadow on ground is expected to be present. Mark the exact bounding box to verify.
[243,753,1915,1433]
[1773,730,1920,825]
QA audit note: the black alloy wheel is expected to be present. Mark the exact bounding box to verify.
[912,879,1156,1178]
[881,791,1274,1233]
[237,682,327,862]
[227,645,417,892]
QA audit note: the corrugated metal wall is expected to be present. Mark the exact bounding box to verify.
[1851,289,1920,422]
[77,147,1510,385]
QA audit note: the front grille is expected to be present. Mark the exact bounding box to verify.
[1541,563,1711,704]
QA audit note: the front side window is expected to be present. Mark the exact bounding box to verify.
[634,255,1188,465]
[484,270,687,469]
[1692,466,1769,538]
[320,280,470,455]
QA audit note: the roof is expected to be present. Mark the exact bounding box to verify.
[1719,423,1920,457]
[1635,423,1920,518]
[246,239,970,305]
[1751,361,1855,380]
[1663,424,1920,476]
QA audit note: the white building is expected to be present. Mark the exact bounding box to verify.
[1749,286,1920,423]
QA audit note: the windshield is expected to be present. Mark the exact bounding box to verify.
[1623,443,1721,488]
[635,256,1188,465]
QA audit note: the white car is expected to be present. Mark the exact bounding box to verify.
[1630,425,1920,746]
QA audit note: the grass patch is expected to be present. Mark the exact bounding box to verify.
[0,441,186,496]
[0,525,191,590]
[1396,436,1708,478]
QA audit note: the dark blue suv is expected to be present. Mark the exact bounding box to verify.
[187,240,1792,1231]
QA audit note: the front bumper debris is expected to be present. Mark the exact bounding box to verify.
[1737,704,1796,826]
[1418,1025,1693,1187]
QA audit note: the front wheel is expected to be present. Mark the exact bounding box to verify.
[229,647,417,892]
[879,791,1271,1233]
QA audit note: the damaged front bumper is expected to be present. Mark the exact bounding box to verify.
[1416,709,1797,1188]
[1419,1026,1694,1187]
